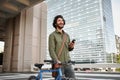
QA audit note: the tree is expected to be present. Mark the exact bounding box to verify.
[116,53,120,72]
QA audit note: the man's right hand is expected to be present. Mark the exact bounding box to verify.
[57,60,61,63]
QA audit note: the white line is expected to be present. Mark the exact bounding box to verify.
[75,73,120,77]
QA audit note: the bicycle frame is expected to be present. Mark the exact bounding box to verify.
[32,60,75,80]
[36,67,63,80]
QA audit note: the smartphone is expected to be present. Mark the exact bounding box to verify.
[72,39,76,43]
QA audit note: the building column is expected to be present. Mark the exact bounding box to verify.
[3,2,47,72]
[2,18,14,72]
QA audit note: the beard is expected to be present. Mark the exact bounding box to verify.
[57,26,64,29]
[56,24,64,29]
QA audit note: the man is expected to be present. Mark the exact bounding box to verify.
[48,15,75,79]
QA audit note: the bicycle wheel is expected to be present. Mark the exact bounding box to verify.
[28,75,37,80]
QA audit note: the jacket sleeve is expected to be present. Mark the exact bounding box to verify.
[48,34,58,61]
[69,47,74,51]
[67,34,74,51]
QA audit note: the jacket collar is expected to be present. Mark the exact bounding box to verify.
[55,29,65,34]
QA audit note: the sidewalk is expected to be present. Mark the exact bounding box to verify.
[0,72,53,80]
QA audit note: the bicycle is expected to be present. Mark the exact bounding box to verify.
[28,60,75,80]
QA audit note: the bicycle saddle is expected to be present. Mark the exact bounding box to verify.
[34,63,44,69]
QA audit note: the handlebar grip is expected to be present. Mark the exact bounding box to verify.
[68,60,76,64]
[44,60,55,63]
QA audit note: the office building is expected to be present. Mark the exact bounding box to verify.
[46,0,116,63]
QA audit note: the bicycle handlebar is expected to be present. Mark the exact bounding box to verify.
[68,60,75,64]
[44,60,55,63]
[44,60,75,64]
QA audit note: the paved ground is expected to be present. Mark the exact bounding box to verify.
[75,72,120,80]
[0,72,120,80]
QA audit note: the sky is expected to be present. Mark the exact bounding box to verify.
[111,0,120,37]
[0,41,4,53]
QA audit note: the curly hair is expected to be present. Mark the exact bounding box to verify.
[52,15,65,29]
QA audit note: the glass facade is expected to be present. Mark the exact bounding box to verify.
[46,0,116,63]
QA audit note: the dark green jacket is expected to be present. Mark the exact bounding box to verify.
[49,30,73,62]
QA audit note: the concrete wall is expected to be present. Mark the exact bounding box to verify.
[2,18,14,72]
[2,2,47,72]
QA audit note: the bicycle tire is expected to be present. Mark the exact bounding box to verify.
[28,75,37,80]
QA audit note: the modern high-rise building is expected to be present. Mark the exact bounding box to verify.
[46,0,116,63]
[115,35,120,54]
